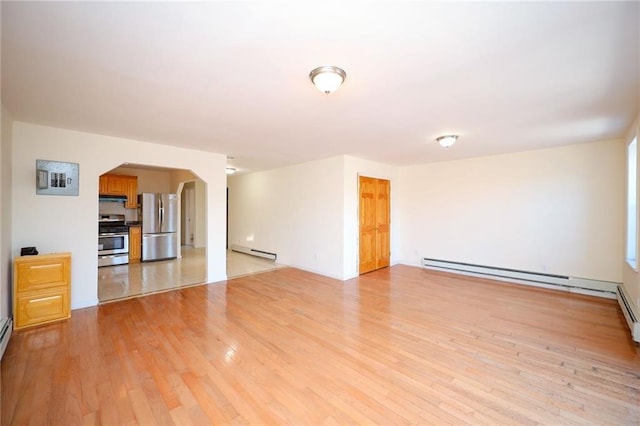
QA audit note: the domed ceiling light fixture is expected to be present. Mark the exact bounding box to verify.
[226,167,237,175]
[436,135,458,148]
[309,66,347,94]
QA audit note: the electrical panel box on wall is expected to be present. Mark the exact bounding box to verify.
[35,159,79,196]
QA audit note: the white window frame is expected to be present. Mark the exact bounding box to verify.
[626,136,638,269]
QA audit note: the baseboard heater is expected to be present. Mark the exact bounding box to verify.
[230,244,277,261]
[0,317,12,360]
[616,285,640,342]
[422,258,618,297]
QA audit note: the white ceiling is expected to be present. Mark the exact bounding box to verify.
[2,2,638,173]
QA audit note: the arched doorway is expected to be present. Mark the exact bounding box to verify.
[97,163,207,302]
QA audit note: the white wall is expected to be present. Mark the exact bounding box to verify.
[397,140,625,282]
[343,156,399,279]
[12,122,227,309]
[228,156,346,279]
[194,179,206,248]
[0,106,13,318]
[226,143,625,285]
[170,169,198,192]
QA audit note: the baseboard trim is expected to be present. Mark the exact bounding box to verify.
[422,258,618,299]
[230,244,277,261]
[72,298,100,310]
[0,317,12,360]
[616,285,640,342]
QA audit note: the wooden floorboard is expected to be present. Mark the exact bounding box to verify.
[2,265,639,425]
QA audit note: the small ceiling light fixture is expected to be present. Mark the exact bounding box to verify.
[309,66,346,94]
[436,135,458,148]
[226,167,237,175]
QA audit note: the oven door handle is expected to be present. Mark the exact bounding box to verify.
[99,233,127,236]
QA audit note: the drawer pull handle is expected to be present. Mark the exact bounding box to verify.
[33,296,60,303]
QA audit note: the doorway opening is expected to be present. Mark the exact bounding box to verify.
[182,182,196,247]
[97,164,207,302]
[225,179,285,278]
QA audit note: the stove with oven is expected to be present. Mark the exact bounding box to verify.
[98,214,129,267]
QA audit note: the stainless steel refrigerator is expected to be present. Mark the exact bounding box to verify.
[140,193,178,261]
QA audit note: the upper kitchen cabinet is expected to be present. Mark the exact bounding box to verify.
[99,174,138,208]
[124,177,137,208]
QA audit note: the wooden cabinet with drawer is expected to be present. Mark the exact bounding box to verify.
[13,253,71,330]
[129,225,141,263]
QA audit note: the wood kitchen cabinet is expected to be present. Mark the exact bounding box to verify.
[13,252,71,330]
[129,226,141,263]
[124,176,138,208]
[99,175,108,194]
[107,175,127,194]
[99,174,138,208]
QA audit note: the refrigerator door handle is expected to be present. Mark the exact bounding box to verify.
[157,198,162,230]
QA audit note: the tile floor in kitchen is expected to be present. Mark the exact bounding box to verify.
[98,248,285,302]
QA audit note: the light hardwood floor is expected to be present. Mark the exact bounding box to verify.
[98,249,282,302]
[3,265,639,424]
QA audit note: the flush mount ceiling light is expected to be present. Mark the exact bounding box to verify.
[226,167,237,175]
[436,135,458,148]
[309,66,346,94]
